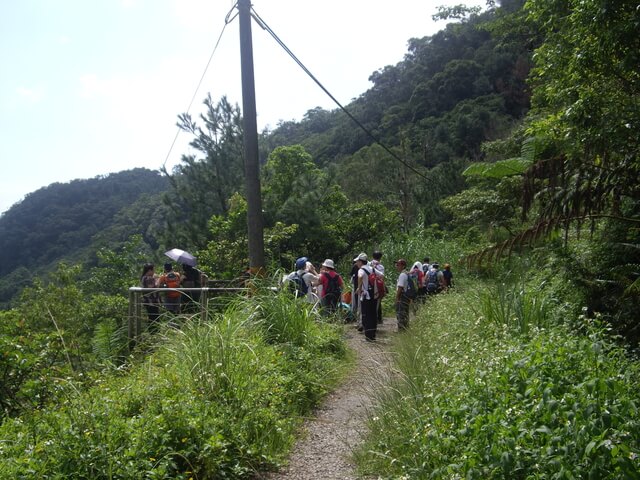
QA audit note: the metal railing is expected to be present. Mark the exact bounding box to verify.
[127,286,247,351]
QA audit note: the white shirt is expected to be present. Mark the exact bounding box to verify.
[358,265,373,300]
[371,260,385,278]
[287,269,318,303]
[397,271,409,291]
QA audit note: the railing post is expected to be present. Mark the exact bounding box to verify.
[127,288,135,353]
[135,291,143,339]
[200,288,208,323]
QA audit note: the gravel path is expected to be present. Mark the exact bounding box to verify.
[263,318,397,480]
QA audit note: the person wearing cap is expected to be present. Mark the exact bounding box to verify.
[286,256,319,302]
[354,252,377,341]
[318,259,343,313]
[442,263,454,291]
[395,259,411,330]
[426,262,445,294]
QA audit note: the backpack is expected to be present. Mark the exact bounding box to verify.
[404,271,418,299]
[323,272,341,300]
[361,266,378,299]
[290,271,309,297]
[375,273,386,299]
[426,270,440,293]
[162,271,181,299]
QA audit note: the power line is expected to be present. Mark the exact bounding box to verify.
[249,7,428,181]
[162,3,239,169]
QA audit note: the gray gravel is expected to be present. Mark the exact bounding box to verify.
[262,319,397,480]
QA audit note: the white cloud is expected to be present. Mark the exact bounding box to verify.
[16,86,44,103]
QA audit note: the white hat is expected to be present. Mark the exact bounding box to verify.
[322,259,335,269]
[412,261,423,271]
[353,252,368,262]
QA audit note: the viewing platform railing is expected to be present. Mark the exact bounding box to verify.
[127,286,247,351]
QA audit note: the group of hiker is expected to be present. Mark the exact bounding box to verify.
[140,262,208,324]
[139,250,454,340]
[285,251,454,342]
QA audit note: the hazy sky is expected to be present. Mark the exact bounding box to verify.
[0,0,485,214]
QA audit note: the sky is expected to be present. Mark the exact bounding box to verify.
[0,0,485,215]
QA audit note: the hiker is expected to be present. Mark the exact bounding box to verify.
[158,262,181,313]
[425,262,445,295]
[371,250,386,324]
[442,263,454,291]
[349,259,361,326]
[355,252,377,342]
[286,256,318,303]
[422,257,431,276]
[410,261,427,301]
[318,259,343,313]
[181,264,206,312]
[140,263,161,327]
[394,259,412,330]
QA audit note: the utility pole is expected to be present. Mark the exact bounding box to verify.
[238,0,265,274]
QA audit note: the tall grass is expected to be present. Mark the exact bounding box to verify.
[0,285,347,479]
[354,279,640,478]
[476,281,552,335]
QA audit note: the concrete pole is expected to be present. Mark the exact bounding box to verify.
[238,0,265,274]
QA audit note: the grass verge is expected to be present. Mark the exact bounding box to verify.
[355,278,640,479]
[0,287,348,479]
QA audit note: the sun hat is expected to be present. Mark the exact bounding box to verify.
[353,252,368,263]
[295,257,308,270]
[322,259,335,269]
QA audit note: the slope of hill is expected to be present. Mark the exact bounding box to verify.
[0,168,169,306]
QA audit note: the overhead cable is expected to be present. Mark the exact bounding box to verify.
[249,7,428,180]
[162,2,238,169]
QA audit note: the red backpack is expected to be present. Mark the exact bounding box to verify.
[374,268,386,299]
[361,266,379,299]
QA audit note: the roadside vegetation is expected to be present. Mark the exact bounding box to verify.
[355,257,640,478]
[0,287,347,478]
[1,0,638,478]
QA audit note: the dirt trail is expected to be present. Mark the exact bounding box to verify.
[264,319,397,480]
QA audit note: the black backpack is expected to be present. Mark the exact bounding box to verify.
[323,272,341,300]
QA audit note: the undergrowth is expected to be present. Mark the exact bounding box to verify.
[355,278,640,479]
[0,287,347,479]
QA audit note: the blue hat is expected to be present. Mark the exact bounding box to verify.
[295,257,308,270]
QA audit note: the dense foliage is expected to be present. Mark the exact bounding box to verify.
[355,277,640,478]
[0,289,347,478]
[0,169,169,308]
[1,0,639,477]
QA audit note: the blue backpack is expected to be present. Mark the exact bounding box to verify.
[404,272,418,299]
[290,272,309,297]
[426,270,440,293]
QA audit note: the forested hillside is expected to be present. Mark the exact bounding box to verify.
[1,0,639,476]
[0,168,169,307]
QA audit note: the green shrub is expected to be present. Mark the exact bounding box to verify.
[0,291,347,478]
[356,283,640,479]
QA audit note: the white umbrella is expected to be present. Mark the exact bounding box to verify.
[164,248,197,267]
